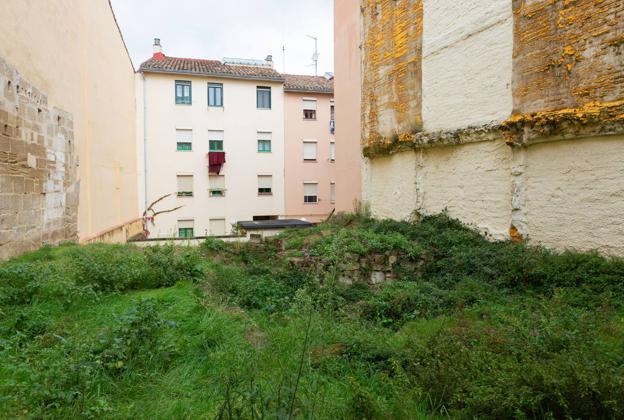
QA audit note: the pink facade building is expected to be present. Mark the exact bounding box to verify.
[333,0,362,213]
[283,75,336,222]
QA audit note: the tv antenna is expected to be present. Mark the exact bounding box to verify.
[307,35,319,76]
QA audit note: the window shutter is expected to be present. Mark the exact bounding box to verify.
[257,131,272,140]
[303,99,317,110]
[304,183,318,196]
[258,175,272,189]
[330,182,336,203]
[176,129,192,143]
[209,175,225,190]
[178,219,194,229]
[303,142,317,160]
[329,142,336,160]
[177,175,193,192]
[208,130,224,141]
[209,219,226,236]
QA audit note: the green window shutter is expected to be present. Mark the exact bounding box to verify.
[177,142,192,151]
[209,140,224,151]
[178,228,194,238]
[257,139,271,152]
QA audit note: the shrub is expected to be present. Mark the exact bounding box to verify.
[0,263,45,305]
[360,281,455,328]
[68,244,202,292]
[402,302,624,419]
[69,244,149,291]
[92,298,177,375]
[200,237,229,253]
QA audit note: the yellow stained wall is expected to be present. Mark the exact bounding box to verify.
[0,0,138,240]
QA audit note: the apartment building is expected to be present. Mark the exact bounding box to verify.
[137,40,285,238]
[283,74,335,222]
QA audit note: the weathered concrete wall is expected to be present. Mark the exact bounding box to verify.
[420,141,512,240]
[356,0,624,255]
[523,136,624,255]
[512,0,624,114]
[82,218,144,244]
[0,58,78,259]
[362,152,418,221]
[422,0,513,131]
[361,0,423,146]
[362,140,511,240]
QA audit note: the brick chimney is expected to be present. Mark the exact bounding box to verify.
[153,38,165,60]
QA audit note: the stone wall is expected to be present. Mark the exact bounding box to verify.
[361,0,423,145]
[512,0,624,114]
[358,0,624,256]
[0,57,78,259]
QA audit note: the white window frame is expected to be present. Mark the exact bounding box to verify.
[304,182,318,204]
[303,140,318,161]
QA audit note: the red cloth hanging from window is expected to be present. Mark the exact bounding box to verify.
[208,152,226,174]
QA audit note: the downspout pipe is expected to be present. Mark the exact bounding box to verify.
[142,73,148,211]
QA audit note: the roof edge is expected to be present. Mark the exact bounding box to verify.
[139,67,285,83]
[107,0,135,72]
[284,87,334,94]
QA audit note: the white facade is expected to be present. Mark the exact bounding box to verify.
[137,72,285,237]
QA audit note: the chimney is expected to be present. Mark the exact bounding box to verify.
[265,54,273,68]
[153,38,165,60]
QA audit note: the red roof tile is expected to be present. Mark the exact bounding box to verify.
[139,56,284,82]
[283,74,334,94]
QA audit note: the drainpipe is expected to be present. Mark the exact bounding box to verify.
[142,73,148,211]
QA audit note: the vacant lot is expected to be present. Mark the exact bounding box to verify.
[1,214,623,419]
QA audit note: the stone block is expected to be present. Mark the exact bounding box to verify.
[369,271,386,285]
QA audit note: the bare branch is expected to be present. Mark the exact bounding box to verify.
[151,205,184,218]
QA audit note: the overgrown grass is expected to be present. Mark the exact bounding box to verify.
[1,214,623,419]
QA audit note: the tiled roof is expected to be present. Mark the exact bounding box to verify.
[283,74,334,94]
[139,56,284,82]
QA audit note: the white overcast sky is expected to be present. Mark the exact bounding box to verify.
[110,0,334,75]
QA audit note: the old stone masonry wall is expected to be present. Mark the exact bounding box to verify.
[360,0,624,256]
[0,57,78,259]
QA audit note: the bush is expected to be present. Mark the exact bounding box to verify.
[92,298,177,375]
[402,302,624,419]
[0,263,47,305]
[69,244,202,292]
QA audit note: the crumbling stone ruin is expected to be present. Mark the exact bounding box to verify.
[359,0,624,256]
[0,57,78,259]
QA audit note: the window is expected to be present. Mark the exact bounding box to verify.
[257,86,271,109]
[208,83,223,107]
[209,175,225,197]
[209,140,224,151]
[208,130,224,151]
[253,215,278,221]
[303,141,317,161]
[176,129,192,151]
[329,141,336,161]
[258,175,272,195]
[304,182,318,203]
[303,99,317,120]
[178,219,194,238]
[330,103,335,134]
[209,219,226,236]
[330,182,336,203]
[257,131,272,153]
[175,80,192,104]
[177,175,193,197]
